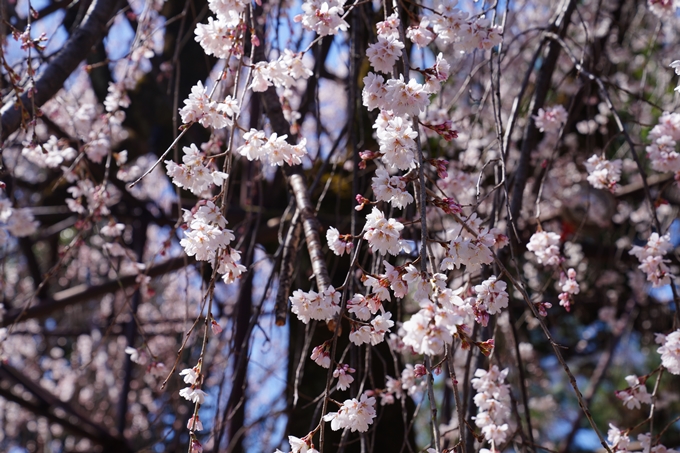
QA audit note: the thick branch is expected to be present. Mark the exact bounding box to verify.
[2,255,192,327]
[0,363,133,452]
[509,0,577,227]
[259,85,331,293]
[1,0,121,144]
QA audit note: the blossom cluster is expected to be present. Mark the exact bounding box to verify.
[379,364,426,405]
[326,227,353,256]
[194,0,249,59]
[295,0,348,36]
[249,50,313,93]
[533,105,568,133]
[179,81,239,129]
[646,112,680,177]
[21,136,76,169]
[557,268,580,312]
[366,14,404,73]
[179,202,246,284]
[472,366,512,448]
[371,167,414,209]
[359,15,451,171]
[629,232,673,288]
[440,215,508,273]
[615,375,652,410]
[323,392,377,433]
[66,179,116,217]
[656,329,680,375]
[411,2,502,52]
[166,144,229,196]
[401,283,471,356]
[179,365,208,405]
[310,341,331,368]
[348,312,394,346]
[237,129,308,167]
[289,286,341,324]
[469,276,509,327]
[0,198,39,240]
[363,207,404,255]
[526,230,562,266]
[607,424,679,453]
[585,154,622,191]
[333,364,355,391]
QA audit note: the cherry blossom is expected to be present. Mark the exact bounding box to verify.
[326,227,353,256]
[366,35,404,74]
[289,286,341,324]
[374,112,418,170]
[371,167,414,209]
[194,16,242,59]
[22,136,76,168]
[166,144,229,196]
[585,155,622,191]
[179,81,239,129]
[629,233,673,287]
[248,50,313,93]
[295,0,349,36]
[472,366,512,448]
[527,230,562,266]
[615,375,652,410]
[179,387,207,404]
[323,392,377,433]
[311,342,331,368]
[363,207,404,255]
[333,364,356,391]
[236,131,308,167]
[656,330,680,375]
[472,276,509,326]
[187,415,203,432]
[533,105,568,133]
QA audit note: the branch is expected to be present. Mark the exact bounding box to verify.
[0,363,133,452]
[508,0,577,228]
[258,84,331,295]
[1,0,121,144]
[275,209,303,326]
[2,255,192,327]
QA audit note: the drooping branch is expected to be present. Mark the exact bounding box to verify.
[275,208,302,326]
[0,0,121,144]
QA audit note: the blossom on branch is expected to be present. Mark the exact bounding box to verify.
[295,0,348,36]
[526,230,562,266]
[363,207,404,255]
[323,392,377,433]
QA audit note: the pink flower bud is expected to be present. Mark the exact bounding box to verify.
[211,319,223,335]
